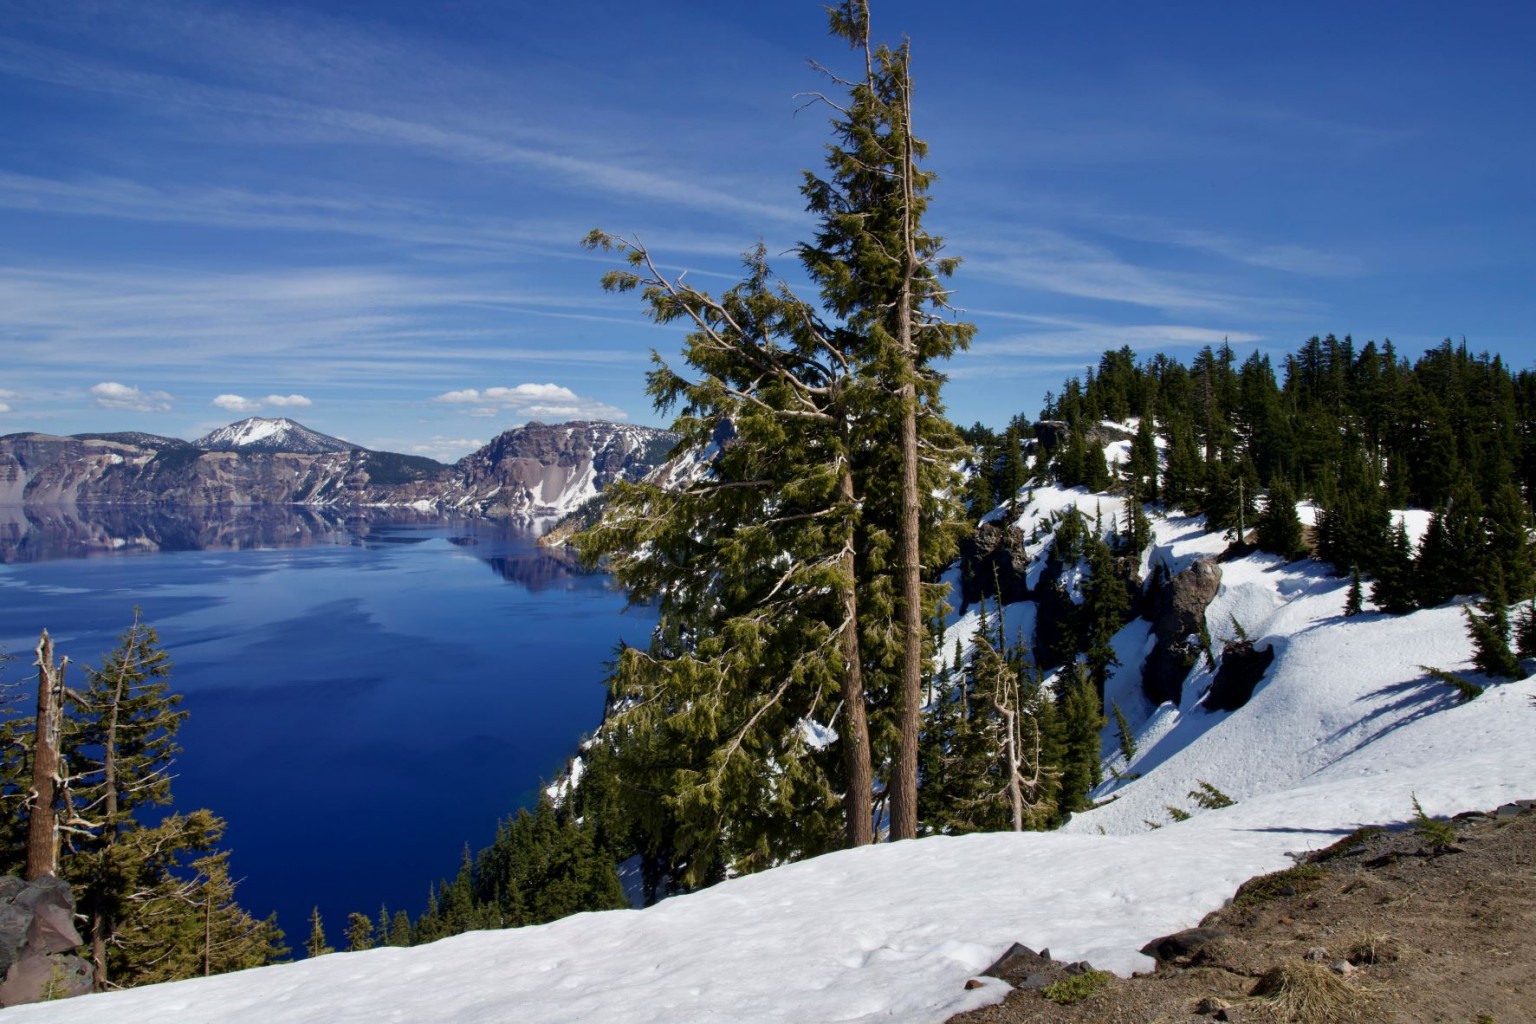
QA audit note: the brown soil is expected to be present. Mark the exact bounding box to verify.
[949,801,1536,1024]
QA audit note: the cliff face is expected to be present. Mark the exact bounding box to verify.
[451,421,676,519]
[0,421,675,522]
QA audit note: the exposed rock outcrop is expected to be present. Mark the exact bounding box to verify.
[1202,638,1275,712]
[959,520,1033,607]
[1141,558,1223,706]
[0,875,91,1008]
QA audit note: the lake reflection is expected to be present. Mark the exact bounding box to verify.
[0,505,653,946]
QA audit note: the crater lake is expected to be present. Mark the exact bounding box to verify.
[0,504,656,946]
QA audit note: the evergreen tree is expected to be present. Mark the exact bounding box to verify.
[1079,535,1130,688]
[1125,416,1159,501]
[1466,600,1521,679]
[1370,522,1417,615]
[63,612,190,988]
[106,812,287,986]
[1054,663,1104,818]
[1515,600,1536,660]
[387,909,412,947]
[305,907,333,958]
[578,0,970,862]
[1344,567,1364,617]
[345,912,375,952]
[473,797,627,928]
[1254,481,1304,559]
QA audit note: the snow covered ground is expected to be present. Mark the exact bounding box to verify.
[14,488,1536,1024]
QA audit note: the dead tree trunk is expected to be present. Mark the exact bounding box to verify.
[25,631,66,880]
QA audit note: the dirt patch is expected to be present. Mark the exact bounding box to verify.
[949,801,1536,1024]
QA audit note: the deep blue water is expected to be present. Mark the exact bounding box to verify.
[0,506,655,948]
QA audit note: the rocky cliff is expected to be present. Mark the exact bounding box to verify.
[0,420,675,523]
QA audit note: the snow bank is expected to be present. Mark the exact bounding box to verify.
[13,488,1536,1024]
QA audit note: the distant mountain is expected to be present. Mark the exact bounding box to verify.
[194,417,358,455]
[70,430,193,449]
[0,419,676,525]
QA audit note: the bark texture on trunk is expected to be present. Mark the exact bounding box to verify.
[24,632,64,881]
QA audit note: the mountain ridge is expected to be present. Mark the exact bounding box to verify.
[0,419,676,520]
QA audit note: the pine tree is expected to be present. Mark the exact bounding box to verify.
[64,611,189,988]
[1515,600,1536,659]
[106,812,287,986]
[1055,663,1105,817]
[577,0,970,861]
[1466,600,1521,679]
[800,0,974,842]
[1079,535,1130,688]
[345,912,375,952]
[1254,482,1304,560]
[1344,567,1364,617]
[1370,522,1417,615]
[305,907,333,958]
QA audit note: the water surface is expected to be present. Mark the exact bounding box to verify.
[0,505,653,947]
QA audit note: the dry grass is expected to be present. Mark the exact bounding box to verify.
[1250,961,1373,1023]
[1343,931,1401,966]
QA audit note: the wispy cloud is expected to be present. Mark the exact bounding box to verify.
[0,264,648,390]
[961,230,1259,313]
[0,35,797,225]
[90,381,173,412]
[435,383,628,422]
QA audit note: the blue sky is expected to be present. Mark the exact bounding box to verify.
[2,1,1532,461]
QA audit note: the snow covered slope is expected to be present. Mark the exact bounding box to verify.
[194,417,357,454]
[12,476,1536,1024]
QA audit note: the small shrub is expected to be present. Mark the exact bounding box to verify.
[1250,961,1370,1023]
[1411,794,1457,849]
[1041,969,1112,1005]
[1166,805,1192,822]
[1418,664,1483,703]
[1189,780,1235,810]
[1233,864,1325,908]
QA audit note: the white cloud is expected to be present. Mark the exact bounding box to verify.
[0,389,16,399]
[434,383,627,422]
[90,381,172,413]
[408,436,486,461]
[0,403,10,414]
[212,393,262,413]
[265,394,312,407]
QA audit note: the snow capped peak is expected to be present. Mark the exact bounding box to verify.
[194,418,358,455]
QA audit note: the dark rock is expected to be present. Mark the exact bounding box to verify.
[981,942,1045,979]
[25,902,81,956]
[1140,927,1232,963]
[13,875,72,913]
[1202,640,1275,712]
[0,875,89,1008]
[1142,557,1223,706]
[960,521,1034,607]
[0,879,25,903]
[964,978,986,990]
[1494,802,1524,820]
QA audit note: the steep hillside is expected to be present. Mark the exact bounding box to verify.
[9,472,1533,1023]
